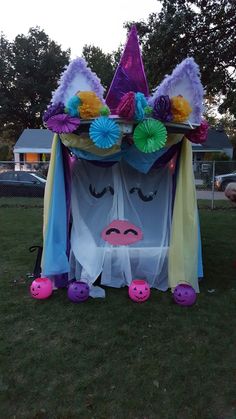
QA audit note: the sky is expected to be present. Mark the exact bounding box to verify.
[1,0,161,57]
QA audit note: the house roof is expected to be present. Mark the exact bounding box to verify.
[14,129,53,153]
[192,127,232,152]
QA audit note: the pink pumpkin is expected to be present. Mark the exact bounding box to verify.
[30,277,53,300]
[128,279,150,303]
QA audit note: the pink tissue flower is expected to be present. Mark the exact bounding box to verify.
[116,92,135,119]
[186,119,209,144]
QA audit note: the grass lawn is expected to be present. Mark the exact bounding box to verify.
[0,201,236,419]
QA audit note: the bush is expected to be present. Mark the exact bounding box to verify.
[204,152,230,161]
[0,145,11,161]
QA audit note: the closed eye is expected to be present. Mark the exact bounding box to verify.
[89,184,114,198]
[129,187,157,202]
[124,229,138,235]
[105,228,120,235]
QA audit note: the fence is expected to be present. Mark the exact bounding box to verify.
[194,160,236,209]
[0,160,236,209]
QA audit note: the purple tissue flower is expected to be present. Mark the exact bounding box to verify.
[46,114,80,134]
[43,102,65,123]
[153,95,172,122]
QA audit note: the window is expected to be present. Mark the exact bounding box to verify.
[19,173,36,183]
[0,172,19,181]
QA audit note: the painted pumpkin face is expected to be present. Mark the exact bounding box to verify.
[67,281,90,303]
[30,277,53,300]
[173,284,197,306]
[128,279,150,303]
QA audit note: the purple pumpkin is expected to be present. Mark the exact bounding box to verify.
[67,281,90,303]
[173,284,197,306]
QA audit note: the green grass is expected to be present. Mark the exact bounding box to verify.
[0,206,236,418]
[198,199,233,210]
[0,197,43,208]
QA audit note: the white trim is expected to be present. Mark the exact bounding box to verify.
[13,148,51,153]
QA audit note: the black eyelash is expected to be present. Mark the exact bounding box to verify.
[124,229,138,235]
[105,228,120,235]
[129,187,157,202]
[89,184,114,198]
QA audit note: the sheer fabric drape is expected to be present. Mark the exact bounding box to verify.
[69,159,173,290]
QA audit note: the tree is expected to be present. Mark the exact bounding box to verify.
[82,45,115,92]
[82,45,122,93]
[0,27,70,141]
[125,0,236,117]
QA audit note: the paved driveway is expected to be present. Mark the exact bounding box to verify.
[196,190,227,200]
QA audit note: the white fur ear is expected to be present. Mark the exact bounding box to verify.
[51,58,105,105]
[149,58,204,125]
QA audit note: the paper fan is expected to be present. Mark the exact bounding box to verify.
[46,114,80,134]
[89,117,121,149]
[133,119,167,153]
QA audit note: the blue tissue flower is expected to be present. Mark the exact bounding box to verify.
[66,95,81,117]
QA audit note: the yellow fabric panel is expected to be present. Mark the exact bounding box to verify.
[168,138,199,292]
[60,132,182,156]
[60,133,121,156]
[25,153,39,162]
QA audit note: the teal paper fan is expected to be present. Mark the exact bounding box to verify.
[133,119,167,153]
[89,116,121,149]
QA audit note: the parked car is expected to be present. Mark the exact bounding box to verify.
[0,171,46,197]
[215,171,236,191]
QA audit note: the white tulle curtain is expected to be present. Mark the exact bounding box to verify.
[69,159,173,290]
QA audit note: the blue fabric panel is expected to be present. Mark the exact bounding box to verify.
[69,143,171,174]
[123,145,169,173]
[43,139,70,275]
[69,147,123,162]
[197,212,204,278]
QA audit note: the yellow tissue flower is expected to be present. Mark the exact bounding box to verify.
[78,91,103,119]
[170,95,192,123]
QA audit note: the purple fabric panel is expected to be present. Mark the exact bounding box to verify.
[171,142,182,215]
[50,273,68,288]
[87,160,118,168]
[151,142,182,169]
[61,143,72,256]
[106,25,149,113]
[151,141,182,217]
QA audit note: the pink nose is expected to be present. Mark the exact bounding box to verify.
[101,220,143,245]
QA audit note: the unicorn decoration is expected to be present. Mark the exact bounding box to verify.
[41,25,207,297]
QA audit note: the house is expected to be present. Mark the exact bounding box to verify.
[13,129,53,170]
[192,126,233,161]
[14,126,233,170]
